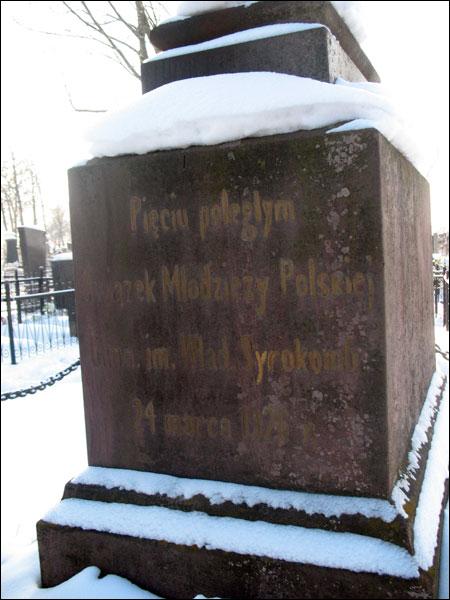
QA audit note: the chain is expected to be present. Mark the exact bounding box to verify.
[1,359,80,401]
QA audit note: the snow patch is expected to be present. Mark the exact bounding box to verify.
[51,252,73,262]
[43,499,418,579]
[72,466,397,522]
[146,24,325,63]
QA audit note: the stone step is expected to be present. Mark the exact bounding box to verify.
[142,26,365,94]
[149,1,380,83]
[37,497,444,599]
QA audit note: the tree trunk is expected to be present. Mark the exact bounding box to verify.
[136,1,149,63]
[1,201,9,230]
[31,172,38,225]
[11,154,24,226]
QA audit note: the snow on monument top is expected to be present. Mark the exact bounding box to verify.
[84,72,422,176]
[177,2,258,17]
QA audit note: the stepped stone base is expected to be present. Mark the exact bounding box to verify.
[37,503,445,600]
[37,378,448,599]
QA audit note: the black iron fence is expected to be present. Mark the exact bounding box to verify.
[433,271,449,331]
[1,272,77,365]
[443,275,449,331]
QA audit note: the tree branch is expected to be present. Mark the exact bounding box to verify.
[80,1,140,77]
[64,83,107,112]
[107,1,137,35]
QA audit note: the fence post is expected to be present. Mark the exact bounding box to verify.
[444,277,449,331]
[15,269,22,324]
[39,266,44,315]
[5,282,17,365]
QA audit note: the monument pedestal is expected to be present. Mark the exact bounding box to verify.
[37,3,444,596]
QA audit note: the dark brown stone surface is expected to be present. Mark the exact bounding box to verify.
[149,1,380,83]
[68,127,434,498]
[18,226,46,277]
[141,27,365,94]
[37,516,442,599]
[378,137,436,490]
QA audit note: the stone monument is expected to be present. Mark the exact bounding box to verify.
[50,253,77,336]
[37,2,447,598]
[18,225,47,277]
[4,232,19,264]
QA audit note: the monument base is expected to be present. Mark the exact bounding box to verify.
[37,513,444,599]
[37,373,448,599]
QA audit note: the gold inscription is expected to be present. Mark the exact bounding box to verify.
[130,196,189,239]
[280,258,375,310]
[199,190,297,242]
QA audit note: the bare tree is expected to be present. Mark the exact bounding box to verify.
[1,155,45,232]
[47,205,71,250]
[50,2,165,80]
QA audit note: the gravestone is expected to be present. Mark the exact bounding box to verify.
[4,232,19,264]
[18,225,46,277]
[51,253,77,337]
[37,2,446,598]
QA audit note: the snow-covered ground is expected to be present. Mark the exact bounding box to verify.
[1,315,448,598]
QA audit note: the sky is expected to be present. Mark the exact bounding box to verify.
[1,1,449,232]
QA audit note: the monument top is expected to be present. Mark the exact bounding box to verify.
[149,1,380,82]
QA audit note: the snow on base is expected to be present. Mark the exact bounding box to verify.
[391,371,446,517]
[72,466,397,522]
[414,377,449,570]
[84,72,422,175]
[43,498,418,579]
[146,24,325,63]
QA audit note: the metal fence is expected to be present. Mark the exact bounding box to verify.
[1,272,77,365]
[443,275,449,331]
[433,271,449,331]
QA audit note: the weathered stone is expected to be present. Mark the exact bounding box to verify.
[37,500,446,599]
[149,1,380,83]
[18,226,46,277]
[142,27,365,94]
[68,127,434,498]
